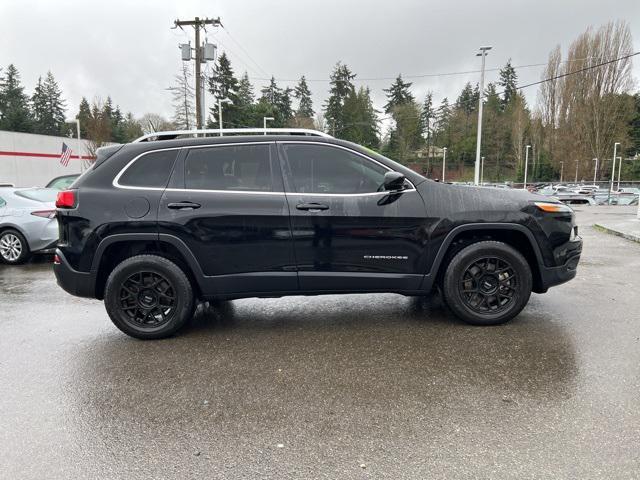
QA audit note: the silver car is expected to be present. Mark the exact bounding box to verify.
[0,188,58,264]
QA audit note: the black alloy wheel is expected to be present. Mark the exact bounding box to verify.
[442,241,532,326]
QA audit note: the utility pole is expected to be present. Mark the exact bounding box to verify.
[173,17,222,130]
[593,158,598,185]
[575,159,579,183]
[560,161,564,183]
[474,46,492,185]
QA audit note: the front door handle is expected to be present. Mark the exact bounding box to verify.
[296,202,329,212]
[167,201,201,210]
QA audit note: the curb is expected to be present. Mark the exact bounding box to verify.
[593,223,640,244]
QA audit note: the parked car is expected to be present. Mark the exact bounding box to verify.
[0,188,58,264]
[46,174,80,190]
[54,128,583,339]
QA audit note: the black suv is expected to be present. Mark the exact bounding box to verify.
[54,129,582,339]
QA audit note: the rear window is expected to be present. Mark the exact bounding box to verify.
[14,189,58,203]
[184,144,273,191]
[118,150,178,188]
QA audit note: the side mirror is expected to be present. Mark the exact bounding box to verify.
[383,171,406,191]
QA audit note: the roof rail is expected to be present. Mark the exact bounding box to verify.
[133,128,332,143]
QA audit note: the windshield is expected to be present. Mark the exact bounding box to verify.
[14,188,58,203]
[46,175,79,190]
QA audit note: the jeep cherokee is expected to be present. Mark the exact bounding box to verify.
[53,128,582,339]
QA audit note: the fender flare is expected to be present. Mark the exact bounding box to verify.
[423,222,544,290]
[91,233,207,287]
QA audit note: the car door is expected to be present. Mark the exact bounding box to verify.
[278,141,428,292]
[158,142,297,296]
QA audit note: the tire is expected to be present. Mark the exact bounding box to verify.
[104,255,195,339]
[0,229,31,265]
[442,241,532,326]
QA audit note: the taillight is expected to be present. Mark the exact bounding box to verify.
[53,254,61,264]
[56,190,77,208]
[31,210,56,219]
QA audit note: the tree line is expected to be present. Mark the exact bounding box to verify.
[1,20,638,181]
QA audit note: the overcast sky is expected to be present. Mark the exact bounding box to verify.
[1,0,639,125]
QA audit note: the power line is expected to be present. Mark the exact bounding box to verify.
[243,56,616,84]
[221,26,271,78]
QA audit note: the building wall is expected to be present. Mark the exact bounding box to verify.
[0,130,93,187]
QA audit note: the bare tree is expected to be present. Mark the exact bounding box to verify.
[138,113,174,134]
[537,21,635,180]
[169,64,195,130]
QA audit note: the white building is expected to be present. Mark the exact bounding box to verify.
[0,130,91,187]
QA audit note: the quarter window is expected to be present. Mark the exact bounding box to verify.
[185,144,273,192]
[118,150,178,188]
[282,144,387,194]
[0,196,5,207]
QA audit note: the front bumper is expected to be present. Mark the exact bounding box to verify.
[537,236,582,291]
[53,249,96,298]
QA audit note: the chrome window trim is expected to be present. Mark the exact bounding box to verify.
[113,140,416,196]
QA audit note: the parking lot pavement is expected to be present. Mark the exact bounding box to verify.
[1,206,639,479]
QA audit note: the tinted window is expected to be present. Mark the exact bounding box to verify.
[185,144,273,191]
[282,144,387,194]
[14,188,58,202]
[119,150,178,188]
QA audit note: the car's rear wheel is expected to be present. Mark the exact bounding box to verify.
[0,229,30,265]
[104,255,195,339]
[442,241,532,326]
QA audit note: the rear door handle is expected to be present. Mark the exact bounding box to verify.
[296,202,329,212]
[167,201,201,210]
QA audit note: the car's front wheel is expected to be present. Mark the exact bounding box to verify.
[0,229,30,265]
[442,241,532,326]
[104,255,195,339]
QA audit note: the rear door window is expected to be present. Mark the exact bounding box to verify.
[118,150,179,188]
[184,144,274,192]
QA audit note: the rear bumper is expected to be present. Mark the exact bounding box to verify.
[537,236,582,291]
[53,249,96,298]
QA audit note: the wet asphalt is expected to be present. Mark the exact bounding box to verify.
[1,206,639,479]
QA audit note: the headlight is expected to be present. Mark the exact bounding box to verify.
[533,201,573,213]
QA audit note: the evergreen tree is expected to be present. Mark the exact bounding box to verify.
[383,75,415,114]
[323,62,355,135]
[421,91,435,145]
[259,76,282,106]
[341,87,379,149]
[294,76,314,118]
[208,52,240,126]
[499,59,518,109]
[456,82,477,114]
[234,72,256,128]
[276,86,294,126]
[76,97,91,137]
[0,64,32,133]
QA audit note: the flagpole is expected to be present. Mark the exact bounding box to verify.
[75,119,82,171]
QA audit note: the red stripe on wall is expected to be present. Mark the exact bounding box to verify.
[0,150,94,160]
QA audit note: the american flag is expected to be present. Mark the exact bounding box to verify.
[59,142,72,167]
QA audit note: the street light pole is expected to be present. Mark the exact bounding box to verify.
[523,145,530,190]
[608,142,620,203]
[616,156,622,191]
[559,161,564,183]
[480,156,485,184]
[263,116,274,135]
[474,46,492,185]
[593,158,598,185]
[442,147,447,182]
[218,98,233,136]
[575,159,579,183]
